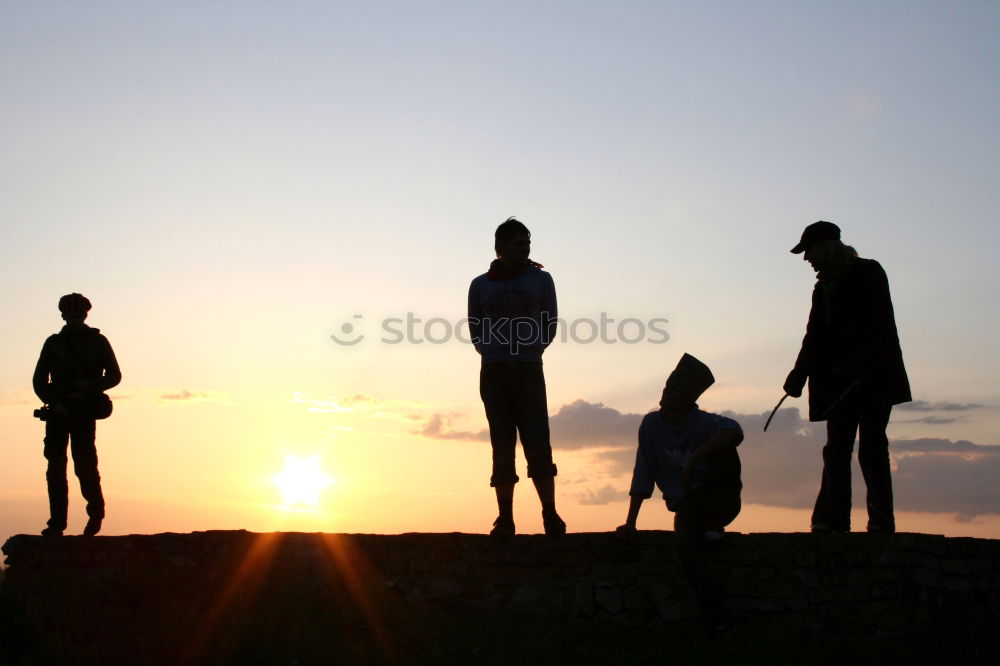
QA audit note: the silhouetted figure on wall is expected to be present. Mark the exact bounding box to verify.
[617,353,742,629]
[468,217,565,538]
[32,293,121,536]
[783,221,911,533]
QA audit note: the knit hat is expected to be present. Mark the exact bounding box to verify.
[665,353,715,402]
[58,293,92,316]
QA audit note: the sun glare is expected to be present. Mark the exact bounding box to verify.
[272,454,333,506]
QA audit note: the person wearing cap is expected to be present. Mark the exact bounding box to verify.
[32,293,122,537]
[617,353,743,628]
[784,221,911,533]
[468,217,564,538]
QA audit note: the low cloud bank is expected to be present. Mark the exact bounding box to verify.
[415,398,1000,517]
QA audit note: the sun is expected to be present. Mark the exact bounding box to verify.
[272,454,333,506]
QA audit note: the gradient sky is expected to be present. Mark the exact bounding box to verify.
[2,1,999,545]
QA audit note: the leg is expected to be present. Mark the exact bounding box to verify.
[857,402,894,532]
[480,364,519,489]
[43,419,71,532]
[811,407,860,531]
[515,364,563,534]
[702,447,743,530]
[480,364,517,535]
[70,418,105,533]
[674,491,729,626]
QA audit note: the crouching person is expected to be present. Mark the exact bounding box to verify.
[616,353,742,629]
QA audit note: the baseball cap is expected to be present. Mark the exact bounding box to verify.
[791,221,840,254]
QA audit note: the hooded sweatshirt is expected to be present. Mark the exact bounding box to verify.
[468,260,557,364]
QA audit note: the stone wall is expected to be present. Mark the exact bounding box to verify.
[2,531,998,664]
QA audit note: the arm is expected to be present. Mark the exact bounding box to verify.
[785,284,822,397]
[619,418,656,534]
[99,337,122,391]
[32,340,53,403]
[468,279,483,355]
[542,273,557,348]
[681,428,742,489]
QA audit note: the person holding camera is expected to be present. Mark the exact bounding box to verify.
[32,293,121,537]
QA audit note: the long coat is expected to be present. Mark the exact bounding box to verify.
[792,257,911,421]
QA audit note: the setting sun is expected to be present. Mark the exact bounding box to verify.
[272,455,333,507]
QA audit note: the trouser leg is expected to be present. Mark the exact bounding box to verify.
[675,502,727,625]
[43,420,71,530]
[811,410,859,530]
[70,419,105,520]
[481,364,519,487]
[674,473,741,625]
[858,403,894,532]
[515,364,557,482]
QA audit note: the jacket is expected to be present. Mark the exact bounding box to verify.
[791,257,911,421]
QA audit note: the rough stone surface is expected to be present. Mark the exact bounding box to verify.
[2,531,998,663]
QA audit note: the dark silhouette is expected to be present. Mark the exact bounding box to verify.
[784,221,911,533]
[617,353,743,629]
[468,217,564,537]
[32,293,121,537]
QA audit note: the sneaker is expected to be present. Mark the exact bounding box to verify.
[490,516,515,539]
[41,526,64,537]
[542,510,566,536]
[83,516,103,537]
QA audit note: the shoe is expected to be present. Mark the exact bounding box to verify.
[41,526,64,537]
[542,510,566,536]
[810,522,848,533]
[83,516,103,536]
[490,516,515,539]
[866,524,894,534]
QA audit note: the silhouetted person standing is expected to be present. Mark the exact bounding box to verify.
[784,221,910,533]
[617,353,743,629]
[468,217,564,537]
[33,293,121,536]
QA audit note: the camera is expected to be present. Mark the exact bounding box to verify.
[33,406,51,421]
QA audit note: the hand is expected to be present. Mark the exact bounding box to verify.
[615,523,637,538]
[783,368,806,398]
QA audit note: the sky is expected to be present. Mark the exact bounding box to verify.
[2,1,999,545]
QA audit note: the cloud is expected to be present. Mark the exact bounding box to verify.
[575,484,629,506]
[403,393,1000,518]
[549,400,643,450]
[0,391,35,406]
[890,438,1000,454]
[411,414,488,441]
[896,400,984,412]
[894,416,961,425]
[560,401,1000,518]
[158,389,229,404]
[291,392,426,417]
[411,399,644,447]
[894,453,1000,517]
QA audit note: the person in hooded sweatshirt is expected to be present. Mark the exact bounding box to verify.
[617,353,743,629]
[33,293,121,536]
[468,217,564,538]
